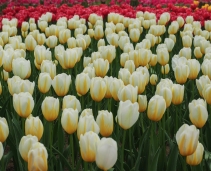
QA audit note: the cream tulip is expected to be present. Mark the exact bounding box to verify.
[40,60,56,79]
[174,64,190,84]
[194,47,203,59]
[13,92,34,118]
[196,75,211,97]
[46,35,58,48]
[95,138,117,171]
[93,58,109,77]
[41,96,59,121]
[129,28,140,43]
[118,84,138,103]
[94,25,104,40]
[124,60,135,74]
[25,115,44,141]
[75,73,90,96]
[25,35,37,51]
[138,95,147,112]
[106,33,119,47]
[157,48,169,66]
[38,73,52,94]
[171,84,184,105]
[19,135,38,162]
[34,45,51,65]
[61,108,78,134]
[147,95,166,121]
[117,100,139,129]
[164,38,175,52]
[0,117,9,142]
[201,59,211,79]
[186,59,200,80]
[62,95,81,112]
[150,74,157,85]
[99,45,116,63]
[12,58,31,79]
[176,124,199,156]
[118,68,131,85]
[96,110,113,137]
[52,73,71,97]
[138,48,151,67]
[130,71,147,94]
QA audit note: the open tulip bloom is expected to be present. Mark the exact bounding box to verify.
[1,1,211,171]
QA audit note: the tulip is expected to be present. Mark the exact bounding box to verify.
[174,64,190,84]
[90,77,107,102]
[149,54,157,67]
[46,35,58,48]
[58,49,78,69]
[13,92,34,118]
[96,110,113,137]
[75,73,90,96]
[12,58,31,79]
[36,33,46,46]
[189,99,208,128]
[196,75,211,97]
[120,53,129,67]
[164,38,175,52]
[95,138,117,170]
[0,142,3,160]
[138,95,147,112]
[110,78,124,101]
[41,60,56,79]
[38,20,48,32]
[129,28,140,43]
[186,59,200,80]
[62,95,81,112]
[202,84,211,105]
[0,117,9,142]
[157,48,169,66]
[118,68,131,85]
[147,95,166,121]
[77,114,99,140]
[124,60,135,74]
[76,37,86,50]
[194,47,203,59]
[201,59,211,79]
[79,131,100,162]
[28,142,48,171]
[138,48,151,67]
[150,74,157,85]
[52,73,71,96]
[117,100,139,129]
[97,39,105,48]
[118,36,130,50]
[41,96,59,121]
[61,108,78,134]
[186,142,204,165]
[59,29,71,44]
[171,84,184,105]
[25,35,37,51]
[168,21,179,34]
[94,25,104,40]
[83,66,95,79]
[3,50,14,73]
[38,73,52,94]
[155,85,172,108]
[34,45,51,65]
[25,115,44,141]
[118,84,138,103]
[0,32,8,44]
[106,33,119,47]
[99,45,116,63]
[19,135,38,162]
[93,58,109,77]
[176,124,199,156]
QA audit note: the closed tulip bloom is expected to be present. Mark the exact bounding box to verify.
[80,131,100,162]
[52,73,71,96]
[118,36,130,50]
[194,47,203,59]
[118,84,138,103]
[129,28,140,43]
[189,99,208,128]
[174,64,190,84]
[205,20,211,32]
[201,59,211,79]
[186,142,204,165]
[138,48,152,67]
[106,33,119,47]
[93,58,109,77]
[13,92,34,118]
[182,35,192,48]
[94,25,104,40]
[75,73,90,96]
[176,124,199,156]
[38,20,48,32]
[96,138,117,171]
[202,84,211,105]
[90,77,107,102]
[164,38,175,52]
[103,76,113,98]
[76,37,86,50]
[41,96,59,121]
[46,35,57,48]
[58,49,78,69]
[61,108,78,134]
[59,29,71,44]
[0,117,9,142]
[186,59,200,80]
[138,95,147,112]
[25,35,37,51]
[34,45,52,65]
[99,45,116,63]
[96,110,113,137]
[172,84,184,105]
[0,142,3,160]
[196,75,211,97]
[12,58,31,79]
[38,73,52,94]
[157,48,169,66]
[120,53,129,67]
[21,22,29,32]
[117,100,139,129]
[97,39,105,48]
[124,60,135,74]
[83,66,95,79]
[28,142,48,171]
[62,95,81,112]
[83,57,92,68]
[150,74,157,85]
[130,71,147,94]
[147,95,166,121]
[19,135,38,162]
[118,68,131,85]
[110,78,124,101]
[155,86,172,108]
[179,47,191,60]
[41,60,56,79]
[77,115,100,139]
[149,54,157,66]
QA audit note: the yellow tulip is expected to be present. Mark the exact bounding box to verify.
[0,117,9,142]
[93,58,109,77]
[138,95,147,112]
[75,73,90,96]
[171,84,184,105]
[25,35,37,51]
[150,74,157,85]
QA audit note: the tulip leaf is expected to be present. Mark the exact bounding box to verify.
[205,150,211,170]
[148,147,161,171]
[166,143,179,171]
[52,146,74,171]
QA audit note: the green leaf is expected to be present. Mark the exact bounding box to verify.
[166,143,179,171]
[148,147,161,171]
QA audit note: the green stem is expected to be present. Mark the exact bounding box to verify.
[191,80,194,101]
[89,163,93,171]
[22,118,25,135]
[81,96,84,111]
[84,161,88,171]
[140,113,145,133]
[175,105,178,132]
[49,121,53,169]
[129,128,134,166]
[70,134,74,168]
[121,130,126,171]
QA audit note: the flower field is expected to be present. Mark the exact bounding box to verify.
[1,1,211,171]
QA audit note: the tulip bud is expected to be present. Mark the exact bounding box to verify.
[79,131,100,162]
[0,142,3,160]
[61,108,78,134]
[120,53,129,67]
[97,39,105,48]
[52,73,71,96]
[194,47,203,59]
[83,66,95,79]
[202,84,211,105]
[118,68,131,85]
[28,142,48,171]
[25,35,37,51]
[96,110,113,137]
[19,135,38,162]
[94,25,104,40]
[110,78,124,101]
[174,64,190,84]
[88,29,94,38]
[34,45,52,65]
[186,142,204,166]
[25,115,44,141]
[196,75,211,97]
[129,28,140,43]
[186,59,200,80]
[124,60,135,74]
[12,58,31,79]
[106,33,119,47]
[95,138,117,170]
[150,74,158,85]
[147,95,166,121]
[59,29,71,44]
[58,49,78,69]
[13,92,34,118]
[117,100,139,129]
[75,73,90,96]
[76,37,86,50]
[118,84,138,103]
[41,60,56,79]
[130,71,147,94]
[176,124,199,156]
[38,73,52,94]
[164,38,175,52]
[62,95,81,112]
[93,58,109,77]
[138,95,147,112]
[138,48,151,67]
[46,35,58,48]
[90,77,107,102]
[189,99,208,128]
[77,114,99,140]
[0,117,9,142]
[118,36,130,50]
[157,48,169,66]
[41,96,59,121]
[161,64,170,75]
